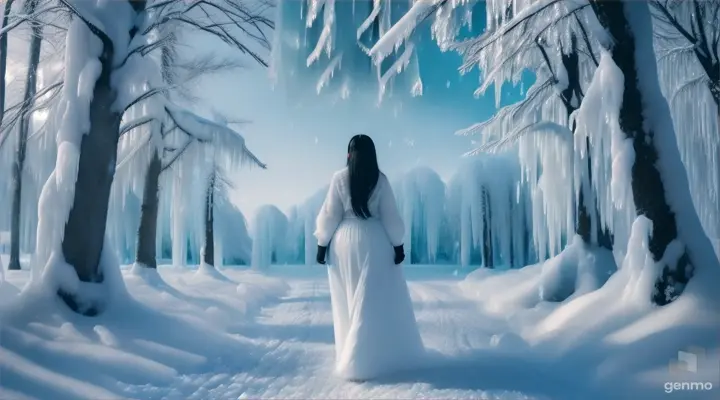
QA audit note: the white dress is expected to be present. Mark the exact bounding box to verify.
[315,168,425,381]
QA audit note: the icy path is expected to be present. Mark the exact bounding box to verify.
[175,269,545,400]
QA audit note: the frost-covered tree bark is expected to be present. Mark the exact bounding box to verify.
[135,148,162,269]
[203,170,216,267]
[589,0,697,305]
[56,0,147,314]
[481,186,494,268]
[8,0,42,271]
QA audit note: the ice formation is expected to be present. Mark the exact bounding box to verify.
[653,1,720,257]
[284,159,533,268]
[446,155,533,268]
[284,185,328,265]
[251,204,290,269]
[393,167,446,264]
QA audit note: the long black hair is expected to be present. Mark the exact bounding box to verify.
[347,134,380,219]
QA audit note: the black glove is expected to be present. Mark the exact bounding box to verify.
[393,245,405,265]
[316,245,328,265]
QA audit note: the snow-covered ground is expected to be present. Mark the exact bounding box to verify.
[1,264,718,400]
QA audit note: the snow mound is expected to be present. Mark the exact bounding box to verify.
[538,236,616,302]
[0,279,20,305]
[0,268,289,399]
[460,217,719,398]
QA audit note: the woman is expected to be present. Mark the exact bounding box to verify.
[314,134,425,381]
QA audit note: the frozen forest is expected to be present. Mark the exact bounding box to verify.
[0,0,719,399]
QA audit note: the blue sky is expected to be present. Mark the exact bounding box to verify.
[188,1,533,219]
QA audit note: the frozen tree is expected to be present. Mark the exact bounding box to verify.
[0,0,16,131]
[394,167,446,264]
[32,0,272,315]
[251,204,289,269]
[582,0,718,305]
[651,0,720,255]
[452,5,612,258]
[121,105,267,270]
[372,0,720,305]
[114,24,265,271]
[283,186,327,265]
[7,0,43,271]
[446,155,531,269]
[200,166,233,267]
[652,0,720,108]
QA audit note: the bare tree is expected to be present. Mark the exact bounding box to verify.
[587,0,718,305]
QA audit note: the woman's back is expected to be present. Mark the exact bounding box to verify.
[314,134,424,381]
[332,167,384,219]
[316,167,404,249]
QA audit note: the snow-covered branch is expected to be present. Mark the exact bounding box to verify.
[164,104,268,170]
[465,120,573,156]
[119,116,156,137]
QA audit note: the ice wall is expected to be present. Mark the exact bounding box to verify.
[446,155,533,269]
[282,158,534,269]
[106,183,252,267]
[251,204,290,269]
[215,200,253,266]
[284,186,328,265]
[393,167,447,264]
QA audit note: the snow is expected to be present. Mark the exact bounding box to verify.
[1,0,719,397]
[574,48,634,235]
[2,265,717,399]
[0,266,289,400]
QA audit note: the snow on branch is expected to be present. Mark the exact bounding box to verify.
[143,0,272,67]
[0,80,64,149]
[164,103,267,169]
[368,0,448,63]
[0,4,68,38]
[123,86,172,113]
[465,120,573,155]
[57,0,113,56]
[161,136,195,171]
[119,116,156,137]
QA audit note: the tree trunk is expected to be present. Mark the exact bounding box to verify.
[59,0,146,315]
[135,149,162,269]
[482,186,494,268]
[8,0,41,271]
[591,0,691,305]
[203,171,215,267]
[0,0,15,130]
[557,37,613,251]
